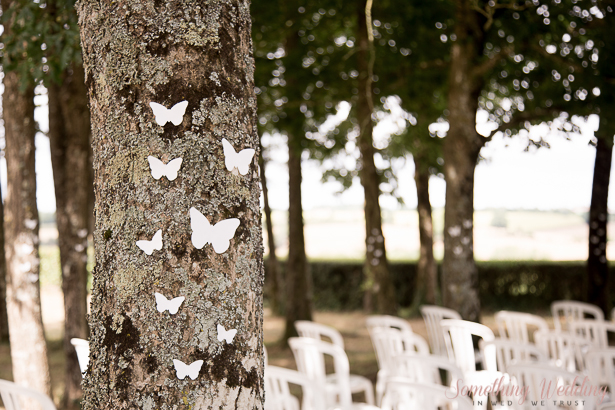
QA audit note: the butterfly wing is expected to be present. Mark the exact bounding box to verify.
[210,218,240,254]
[173,359,187,379]
[225,329,238,344]
[190,207,212,249]
[222,139,238,172]
[235,149,255,175]
[186,360,204,380]
[217,324,227,342]
[165,158,183,181]
[167,296,185,314]
[154,292,170,313]
[149,102,170,126]
[151,229,163,251]
[147,156,166,180]
[169,101,189,126]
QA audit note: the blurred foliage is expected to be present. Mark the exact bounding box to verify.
[39,245,93,291]
[1,0,81,89]
[265,259,610,312]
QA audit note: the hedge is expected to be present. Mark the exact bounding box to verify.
[265,260,611,313]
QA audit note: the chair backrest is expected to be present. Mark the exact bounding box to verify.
[380,378,473,410]
[288,337,352,407]
[420,305,461,356]
[598,402,615,410]
[505,363,597,410]
[295,321,345,349]
[389,353,464,387]
[440,319,496,374]
[570,319,615,349]
[494,311,549,344]
[70,338,90,375]
[366,315,413,335]
[534,330,590,372]
[264,365,325,410]
[585,348,615,399]
[551,300,604,332]
[368,327,429,374]
[0,379,57,410]
[480,338,545,373]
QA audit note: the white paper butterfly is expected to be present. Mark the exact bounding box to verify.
[172,359,203,380]
[222,138,255,175]
[217,324,237,344]
[189,207,240,254]
[154,292,185,314]
[147,156,183,181]
[136,229,163,255]
[149,101,189,126]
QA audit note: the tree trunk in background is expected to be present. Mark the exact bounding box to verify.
[412,163,437,310]
[48,63,91,409]
[259,149,282,315]
[283,141,312,341]
[0,181,9,342]
[442,1,485,322]
[2,7,52,396]
[77,0,264,408]
[587,130,613,314]
[357,0,397,314]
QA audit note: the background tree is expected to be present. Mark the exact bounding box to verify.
[0,177,8,342]
[77,0,264,408]
[2,0,91,405]
[1,0,51,398]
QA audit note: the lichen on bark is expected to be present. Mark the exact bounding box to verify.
[77,0,264,408]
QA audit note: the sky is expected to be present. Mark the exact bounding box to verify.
[0,87,607,214]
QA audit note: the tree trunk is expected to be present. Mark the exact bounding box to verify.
[412,163,437,309]
[587,130,613,315]
[48,63,91,409]
[77,0,264,408]
[259,149,282,315]
[283,141,312,341]
[441,1,485,322]
[2,4,52,397]
[0,180,9,342]
[357,0,397,315]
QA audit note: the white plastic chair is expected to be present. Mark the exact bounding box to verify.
[295,321,345,350]
[585,348,615,400]
[70,338,90,375]
[264,365,325,410]
[0,379,57,410]
[380,378,473,410]
[494,311,549,344]
[534,329,590,372]
[389,353,464,388]
[368,327,429,405]
[505,363,595,410]
[598,402,615,410]
[570,319,615,349]
[440,319,497,374]
[366,315,413,335]
[294,322,374,405]
[288,337,375,408]
[420,305,462,356]
[480,338,546,373]
[551,300,604,332]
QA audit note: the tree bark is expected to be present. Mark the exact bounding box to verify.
[48,63,91,409]
[2,1,52,396]
[357,0,397,315]
[0,180,9,342]
[283,141,312,341]
[412,163,437,309]
[77,0,264,408]
[586,130,613,315]
[259,148,282,315]
[441,0,485,322]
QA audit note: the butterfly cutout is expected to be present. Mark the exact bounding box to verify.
[136,229,163,255]
[189,207,240,254]
[222,138,255,175]
[154,292,185,314]
[217,324,237,344]
[147,156,183,181]
[172,359,203,380]
[149,101,189,126]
